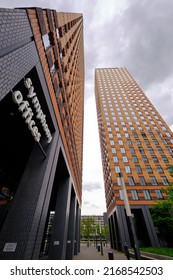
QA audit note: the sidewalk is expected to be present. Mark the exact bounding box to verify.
[73,243,128,260]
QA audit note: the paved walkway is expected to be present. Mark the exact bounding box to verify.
[73,243,128,260]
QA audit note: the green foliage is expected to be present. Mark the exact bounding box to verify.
[150,165,173,244]
[140,247,173,257]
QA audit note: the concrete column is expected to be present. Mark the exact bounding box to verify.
[142,206,160,247]
[108,217,114,249]
[74,202,80,255]
[48,177,72,260]
[65,190,77,259]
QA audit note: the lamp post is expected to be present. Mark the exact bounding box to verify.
[99,223,103,256]
[119,172,141,260]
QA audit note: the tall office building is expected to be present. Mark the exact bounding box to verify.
[0,7,84,259]
[95,67,173,249]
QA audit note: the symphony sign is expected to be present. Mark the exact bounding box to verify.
[12,78,52,143]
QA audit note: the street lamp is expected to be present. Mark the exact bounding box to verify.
[119,172,141,260]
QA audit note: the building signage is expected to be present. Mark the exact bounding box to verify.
[12,78,52,143]
[3,243,17,252]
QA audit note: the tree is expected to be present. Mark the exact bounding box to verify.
[80,217,95,246]
[150,165,173,246]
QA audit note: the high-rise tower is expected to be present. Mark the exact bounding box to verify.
[95,67,173,249]
[0,7,84,260]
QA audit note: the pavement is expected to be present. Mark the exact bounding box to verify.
[73,243,129,260]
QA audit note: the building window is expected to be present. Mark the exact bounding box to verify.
[119,190,124,200]
[113,156,118,163]
[135,165,142,173]
[161,176,169,185]
[144,139,150,145]
[136,140,141,145]
[130,147,135,153]
[127,140,132,145]
[133,132,138,138]
[115,166,120,173]
[128,176,135,185]
[117,177,121,186]
[141,132,147,138]
[153,139,158,144]
[109,134,113,138]
[118,140,123,145]
[143,190,151,200]
[149,132,154,138]
[131,190,138,200]
[142,155,148,163]
[122,156,128,163]
[43,33,51,49]
[110,140,115,145]
[125,166,131,173]
[150,176,158,185]
[132,155,138,163]
[111,148,116,153]
[120,148,126,153]
[146,165,153,174]
[117,133,121,138]
[155,190,163,199]
[139,176,146,186]
[161,155,168,162]
[156,165,164,173]
[139,147,144,153]
[148,147,154,153]
[152,155,158,162]
[157,147,163,153]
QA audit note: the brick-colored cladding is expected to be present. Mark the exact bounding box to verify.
[95,68,173,216]
[27,8,84,204]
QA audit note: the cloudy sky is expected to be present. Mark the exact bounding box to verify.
[1,0,173,215]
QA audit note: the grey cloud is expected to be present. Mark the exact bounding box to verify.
[83,182,102,192]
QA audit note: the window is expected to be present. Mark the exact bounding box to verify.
[43,33,51,49]
[156,165,163,173]
[141,132,147,138]
[119,190,124,200]
[135,165,142,173]
[146,165,153,174]
[139,147,144,153]
[127,140,132,145]
[133,132,138,138]
[162,139,167,144]
[153,139,158,145]
[150,176,158,185]
[143,190,151,200]
[120,148,126,153]
[117,133,121,138]
[142,155,148,163]
[109,134,113,138]
[132,156,138,163]
[118,140,123,145]
[157,147,163,153]
[110,140,115,145]
[161,155,168,162]
[139,176,146,185]
[144,139,150,145]
[161,176,169,185]
[128,177,135,185]
[167,147,172,153]
[130,147,135,153]
[149,132,154,138]
[115,166,120,173]
[136,140,141,145]
[125,166,131,173]
[117,177,121,186]
[152,155,158,162]
[123,156,128,162]
[131,190,138,200]
[155,190,163,199]
[125,133,129,138]
[111,148,116,153]
[113,156,118,163]
[148,147,154,153]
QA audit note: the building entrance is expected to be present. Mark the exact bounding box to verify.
[0,91,34,232]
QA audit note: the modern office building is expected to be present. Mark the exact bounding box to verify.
[0,7,84,259]
[95,67,173,249]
